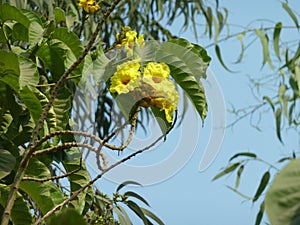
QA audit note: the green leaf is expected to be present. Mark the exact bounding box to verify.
[28,21,44,46]
[113,206,132,225]
[19,56,39,89]
[265,158,300,225]
[63,148,94,214]
[141,207,165,225]
[20,158,65,216]
[229,152,257,161]
[51,27,83,58]
[0,110,13,136]
[275,107,283,143]
[0,149,16,179]
[255,201,265,225]
[225,185,253,200]
[273,22,282,60]
[263,96,275,112]
[235,165,244,189]
[19,86,43,124]
[255,29,274,69]
[282,3,299,29]
[212,162,240,181]
[150,106,172,136]
[234,32,245,64]
[125,191,150,207]
[116,181,142,192]
[54,7,66,24]
[215,44,235,72]
[115,205,133,225]
[0,3,30,28]
[0,50,20,77]
[49,208,87,225]
[0,184,33,225]
[126,200,149,225]
[253,171,270,202]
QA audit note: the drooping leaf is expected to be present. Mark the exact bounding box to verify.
[215,44,235,72]
[255,201,265,225]
[253,171,270,202]
[263,96,275,112]
[126,200,149,225]
[113,206,132,225]
[225,185,253,200]
[229,152,257,161]
[275,107,283,143]
[235,165,244,189]
[141,207,165,225]
[255,29,274,69]
[212,162,240,181]
[282,3,299,29]
[0,184,33,225]
[0,3,30,28]
[0,149,16,179]
[273,22,282,60]
[19,56,39,89]
[125,191,150,207]
[116,181,142,192]
[265,158,300,225]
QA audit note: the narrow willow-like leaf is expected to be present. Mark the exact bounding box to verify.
[229,152,257,161]
[212,162,240,181]
[273,22,282,60]
[116,181,142,192]
[126,200,148,225]
[117,205,133,225]
[113,206,131,225]
[235,165,244,189]
[141,207,165,225]
[234,32,245,64]
[225,185,253,200]
[275,108,283,143]
[125,191,150,207]
[255,29,274,69]
[282,3,299,29]
[255,201,265,225]
[215,44,235,72]
[0,184,33,225]
[263,96,275,112]
[0,149,16,179]
[266,158,300,225]
[253,171,270,202]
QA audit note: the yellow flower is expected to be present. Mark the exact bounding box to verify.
[78,0,99,13]
[116,27,145,50]
[109,62,141,95]
[143,62,170,83]
[142,75,179,123]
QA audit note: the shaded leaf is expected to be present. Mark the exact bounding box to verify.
[255,201,265,225]
[116,181,142,192]
[275,107,283,143]
[215,44,235,72]
[0,149,16,179]
[49,208,87,225]
[126,200,149,225]
[125,191,150,206]
[0,184,33,225]
[265,158,300,225]
[141,207,165,225]
[229,152,257,161]
[263,96,275,112]
[273,22,282,60]
[253,171,270,202]
[235,165,244,189]
[0,3,30,28]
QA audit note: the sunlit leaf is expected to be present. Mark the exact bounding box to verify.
[0,3,30,28]
[49,208,87,225]
[255,29,274,69]
[212,162,240,181]
[282,3,299,29]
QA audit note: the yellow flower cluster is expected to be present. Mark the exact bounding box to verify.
[115,26,145,50]
[78,0,100,13]
[109,61,179,123]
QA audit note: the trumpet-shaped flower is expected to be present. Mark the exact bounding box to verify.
[109,62,141,95]
[143,62,170,83]
[78,0,100,13]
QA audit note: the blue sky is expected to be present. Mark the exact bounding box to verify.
[86,1,300,224]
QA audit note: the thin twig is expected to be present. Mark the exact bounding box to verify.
[34,111,177,225]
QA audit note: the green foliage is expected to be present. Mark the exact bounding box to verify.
[265,158,300,225]
[0,0,215,224]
